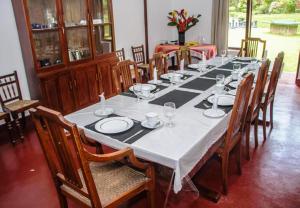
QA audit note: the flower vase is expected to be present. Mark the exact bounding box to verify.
[178,32,185,46]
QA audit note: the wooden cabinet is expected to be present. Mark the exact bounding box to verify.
[12,0,117,114]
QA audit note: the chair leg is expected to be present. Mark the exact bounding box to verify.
[21,112,26,128]
[221,154,229,195]
[57,192,68,208]
[245,122,251,160]
[270,100,274,130]
[12,113,24,142]
[254,116,259,148]
[146,189,156,208]
[236,142,242,175]
[262,107,268,141]
[5,117,15,144]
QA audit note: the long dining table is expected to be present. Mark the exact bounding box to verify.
[65,57,260,198]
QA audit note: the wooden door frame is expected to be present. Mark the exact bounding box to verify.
[296,52,300,87]
[143,0,149,62]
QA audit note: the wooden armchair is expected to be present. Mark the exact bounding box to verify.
[244,60,270,160]
[31,106,155,208]
[0,71,39,142]
[0,111,13,143]
[239,37,266,58]
[115,48,125,62]
[112,60,141,94]
[176,46,192,69]
[260,52,284,141]
[215,74,254,194]
[149,52,168,80]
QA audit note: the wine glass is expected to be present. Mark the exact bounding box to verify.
[164,102,176,127]
[216,74,225,95]
[132,83,142,102]
[221,49,227,64]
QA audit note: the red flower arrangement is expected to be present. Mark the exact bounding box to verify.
[167,9,201,33]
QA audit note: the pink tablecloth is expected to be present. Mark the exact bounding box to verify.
[155,44,217,59]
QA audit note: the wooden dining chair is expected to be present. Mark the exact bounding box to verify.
[295,51,300,87]
[131,45,149,70]
[215,74,254,194]
[0,71,39,142]
[244,60,270,160]
[260,52,284,141]
[0,111,13,143]
[239,37,266,59]
[176,46,192,69]
[149,52,168,80]
[31,106,155,208]
[115,48,125,62]
[112,60,141,94]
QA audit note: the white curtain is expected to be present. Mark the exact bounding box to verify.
[211,0,229,55]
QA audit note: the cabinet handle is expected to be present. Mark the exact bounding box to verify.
[74,79,77,88]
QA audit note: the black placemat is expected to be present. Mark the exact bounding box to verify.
[85,114,153,144]
[218,62,249,70]
[195,97,233,113]
[161,74,193,83]
[201,69,232,78]
[186,65,216,72]
[149,90,200,108]
[233,58,257,63]
[121,85,168,98]
[180,78,216,91]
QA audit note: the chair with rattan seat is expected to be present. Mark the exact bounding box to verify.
[175,46,192,70]
[260,52,284,141]
[0,71,39,142]
[112,60,141,94]
[239,37,266,59]
[115,48,126,62]
[31,106,155,208]
[244,60,270,160]
[131,45,149,77]
[149,52,168,80]
[215,74,254,195]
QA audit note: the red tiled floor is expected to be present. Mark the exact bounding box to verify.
[0,75,300,208]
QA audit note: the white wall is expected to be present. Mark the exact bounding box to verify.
[112,0,146,59]
[171,0,213,44]
[0,0,30,100]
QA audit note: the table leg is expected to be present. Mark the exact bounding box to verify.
[192,180,221,203]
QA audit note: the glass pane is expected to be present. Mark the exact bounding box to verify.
[91,0,110,24]
[93,25,112,55]
[33,31,63,68]
[66,28,91,61]
[228,0,247,48]
[27,0,58,29]
[62,0,87,27]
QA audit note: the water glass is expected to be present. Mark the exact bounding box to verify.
[221,49,227,64]
[164,102,176,127]
[233,63,241,71]
[216,74,225,95]
[133,83,142,102]
[212,94,219,110]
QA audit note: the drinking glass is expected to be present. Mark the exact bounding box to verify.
[164,102,176,127]
[216,74,225,95]
[133,83,142,102]
[233,63,241,71]
[221,49,227,64]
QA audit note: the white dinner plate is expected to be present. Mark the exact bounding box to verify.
[207,95,235,106]
[228,81,239,89]
[129,84,156,92]
[95,117,134,134]
[188,64,199,69]
[94,107,114,117]
[160,73,183,80]
[203,109,225,118]
[148,80,163,84]
[141,120,164,129]
[227,89,237,96]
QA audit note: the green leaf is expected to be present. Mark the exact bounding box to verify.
[168,22,177,26]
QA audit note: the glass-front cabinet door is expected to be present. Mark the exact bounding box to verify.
[27,0,63,69]
[62,0,92,62]
[91,0,114,56]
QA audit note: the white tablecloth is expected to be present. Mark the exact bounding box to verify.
[65,57,259,193]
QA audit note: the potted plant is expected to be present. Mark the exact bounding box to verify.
[167,9,201,45]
